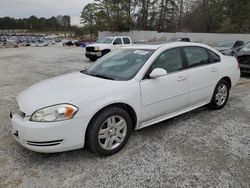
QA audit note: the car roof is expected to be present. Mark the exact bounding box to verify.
[123,42,210,50]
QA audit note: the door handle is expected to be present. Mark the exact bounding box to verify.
[177,76,187,81]
[211,68,218,72]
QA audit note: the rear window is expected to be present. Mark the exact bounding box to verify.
[208,50,221,63]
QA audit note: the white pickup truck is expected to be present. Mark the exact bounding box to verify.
[85,36,132,61]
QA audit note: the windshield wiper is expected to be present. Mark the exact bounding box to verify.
[81,70,114,80]
[91,74,114,80]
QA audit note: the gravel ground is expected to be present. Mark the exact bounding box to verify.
[0,46,250,188]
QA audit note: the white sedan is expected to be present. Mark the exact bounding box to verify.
[10,42,240,156]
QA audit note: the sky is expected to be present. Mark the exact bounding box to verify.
[0,0,93,25]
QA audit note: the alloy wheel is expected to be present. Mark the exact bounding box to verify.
[98,116,127,150]
[215,83,228,106]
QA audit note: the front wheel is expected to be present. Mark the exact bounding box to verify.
[86,107,132,156]
[209,80,230,109]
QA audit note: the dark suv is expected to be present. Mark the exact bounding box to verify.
[236,42,250,73]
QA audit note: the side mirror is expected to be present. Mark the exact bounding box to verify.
[149,68,167,79]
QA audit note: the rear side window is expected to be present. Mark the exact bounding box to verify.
[123,38,131,44]
[208,50,221,63]
[183,47,209,67]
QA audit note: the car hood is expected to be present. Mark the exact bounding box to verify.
[17,72,120,115]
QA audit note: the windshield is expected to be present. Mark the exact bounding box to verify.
[240,42,250,52]
[96,37,114,44]
[83,48,155,81]
[216,41,235,48]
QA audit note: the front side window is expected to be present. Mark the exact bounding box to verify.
[151,48,183,73]
[85,49,155,80]
[113,38,122,45]
[183,47,209,67]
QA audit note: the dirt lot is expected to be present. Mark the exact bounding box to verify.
[0,46,250,188]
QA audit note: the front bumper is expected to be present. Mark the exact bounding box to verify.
[10,112,85,153]
[85,51,102,59]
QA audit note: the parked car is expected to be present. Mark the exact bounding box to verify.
[63,41,74,46]
[85,36,132,61]
[55,38,62,43]
[74,40,86,47]
[10,42,240,156]
[214,40,244,56]
[168,37,191,42]
[236,42,250,73]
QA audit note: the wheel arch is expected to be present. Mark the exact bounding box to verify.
[85,102,138,143]
[220,76,232,89]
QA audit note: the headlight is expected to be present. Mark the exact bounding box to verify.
[30,104,78,122]
[94,46,100,51]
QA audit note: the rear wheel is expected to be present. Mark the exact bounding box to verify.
[209,79,230,109]
[86,107,132,156]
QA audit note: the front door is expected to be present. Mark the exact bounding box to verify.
[140,48,188,122]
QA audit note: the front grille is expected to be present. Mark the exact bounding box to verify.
[26,139,63,147]
[86,46,94,52]
[238,55,250,65]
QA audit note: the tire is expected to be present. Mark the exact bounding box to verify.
[86,107,132,156]
[209,79,230,109]
[89,57,97,62]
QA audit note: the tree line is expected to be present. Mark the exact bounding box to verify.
[0,15,71,31]
[80,0,250,35]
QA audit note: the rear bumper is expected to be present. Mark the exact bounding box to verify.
[10,112,85,153]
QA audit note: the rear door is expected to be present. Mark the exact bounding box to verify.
[182,46,221,107]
